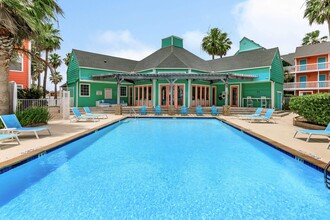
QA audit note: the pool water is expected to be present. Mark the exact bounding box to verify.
[0,118,329,219]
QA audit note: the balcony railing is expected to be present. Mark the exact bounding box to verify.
[283,81,330,90]
[285,62,330,73]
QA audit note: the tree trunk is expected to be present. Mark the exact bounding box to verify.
[54,83,57,99]
[43,50,49,98]
[328,19,330,39]
[37,72,41,90]
[0,35,14,115]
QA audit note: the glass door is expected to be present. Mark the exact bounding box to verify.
[230,86,239,107]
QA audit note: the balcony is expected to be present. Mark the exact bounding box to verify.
[283,81,330,91]
[285,62,330,73]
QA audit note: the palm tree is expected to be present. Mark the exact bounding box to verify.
[0,0,63,114]
[35,24,62,98]
[202,28,232,59]
[49,71,62,99]
[304,0,330,37]
[49,53,62,99]
[63,52,72,66]
[302,30,328,45]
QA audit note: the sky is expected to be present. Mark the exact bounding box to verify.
[48,0,328,90]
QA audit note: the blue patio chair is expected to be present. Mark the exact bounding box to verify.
[155,105,162,115]
[139,105,147,115]
[72,107,99,122]
[238,108,263,119]
[83,107,108,119]
[0,114,51,139]
[196,105,204,116]
[211,105,220,116]
[180,106,188,116]
[293,122,330,142]
[248,108,275,123]
[0,133,20,145]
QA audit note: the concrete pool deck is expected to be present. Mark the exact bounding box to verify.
[0,113,329,170]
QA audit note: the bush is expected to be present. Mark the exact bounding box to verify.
[15,107,52,126]
[17,88,42,99]
[289,93,330,126]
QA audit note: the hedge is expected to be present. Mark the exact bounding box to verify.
[289,93,330,126]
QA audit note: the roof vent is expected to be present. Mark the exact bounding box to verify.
[161,36,183,49]
[104,60,107,63]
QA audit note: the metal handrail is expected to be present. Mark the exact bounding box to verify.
[325,161,330,190]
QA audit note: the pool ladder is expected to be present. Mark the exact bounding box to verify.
[129,107,137,118]
[325,161,330,190]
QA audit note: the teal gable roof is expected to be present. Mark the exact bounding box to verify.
[236,37,264,54]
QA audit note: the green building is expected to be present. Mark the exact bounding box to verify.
[66,36,284,109]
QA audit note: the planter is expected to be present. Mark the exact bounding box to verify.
[223,106,230,116]
[293,116,326,130]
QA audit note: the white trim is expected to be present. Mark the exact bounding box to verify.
[120,86,127,97]
[188,79,191,107]
[215,65,271,73]
[28,41,32,88]
[271,81,275,108]
[16,84,24,90]
[152,79,156,107]
[299,91,313,96]
[79,79,132,85]
[76,81,79,107]
[79,83,90,97]
[9,54,24,72]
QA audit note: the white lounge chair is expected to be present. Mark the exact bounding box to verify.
[83,107,108,119]
[293,122,330,142]
[71,107,99,122]
[0,133,20,145]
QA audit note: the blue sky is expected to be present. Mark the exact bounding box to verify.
[50,0,328,89]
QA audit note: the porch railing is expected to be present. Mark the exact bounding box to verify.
[17,98,62,112]
[285,62,330,73]
[283,81,330,90]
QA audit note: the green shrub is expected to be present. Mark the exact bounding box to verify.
[17,88,42,99]
[289,93,330,126]
[16,107,52,126]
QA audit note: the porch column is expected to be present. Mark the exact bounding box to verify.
[152,79,157,107]
[224,80,229,106]
[188,79,191,107]
[271,81,275,108]
[116,76,124,104]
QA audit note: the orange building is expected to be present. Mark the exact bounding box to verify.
[283,42,330,96]
[9,39,31,89]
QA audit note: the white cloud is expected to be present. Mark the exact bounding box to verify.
[89,30,156,60]
[233,0,328,55]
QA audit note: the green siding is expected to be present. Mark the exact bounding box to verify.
[77,82,118,107]
[238,37,263,53]
[241,82,271,107]
[67,52,80,84]
[270,50,284,84]
[161,36,183,48]
[80,68,116,80]
[156,69,188,73]
[274,82,283,109]
[223,68,270,82]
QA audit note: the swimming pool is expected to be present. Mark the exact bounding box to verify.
[0,118,329,219]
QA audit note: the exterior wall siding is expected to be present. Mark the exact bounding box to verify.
[270,50,284,84]
[238,37,262,53]
[67,52,80,84]
[9,40,30,88]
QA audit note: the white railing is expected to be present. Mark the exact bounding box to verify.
[285,62,330,73]
[283,81,330,90]
[17,98,62,112]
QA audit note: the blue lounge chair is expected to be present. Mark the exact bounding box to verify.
[248,109,275,123]
[293,122,330,142]
[196,105,204,116]
[83,107,108,119]
[180,106,188,116]
[0,133,20,145]
[72,107,99,122]
[139,105,147,115]
[211,105,220,116]
[238,108,263,119]
[0,114,51,139]
[155,105,162,115]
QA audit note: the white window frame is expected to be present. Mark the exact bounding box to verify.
[16,84,24,90]
[10,54,23,72]
[80,83,90,97]
[299,91,313,96]
[120,86,127,97]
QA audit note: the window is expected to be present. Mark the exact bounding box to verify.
[120,86,127,97]
[17,84,23,90]
[80,84,90,97]
[10,54,23,71]
[104,88,112,99]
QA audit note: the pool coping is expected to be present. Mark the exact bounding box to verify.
[0,116,327,174]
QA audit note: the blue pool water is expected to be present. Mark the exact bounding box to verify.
[0,118,329,219]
